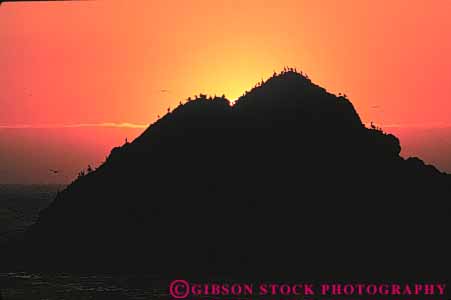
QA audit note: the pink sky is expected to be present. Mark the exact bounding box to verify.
[1,0,451,183]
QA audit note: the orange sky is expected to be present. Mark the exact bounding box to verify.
[1,0,451,183]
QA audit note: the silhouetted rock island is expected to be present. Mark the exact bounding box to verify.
[21,70,450,278]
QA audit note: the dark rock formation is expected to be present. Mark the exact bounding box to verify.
[21,70,450,278]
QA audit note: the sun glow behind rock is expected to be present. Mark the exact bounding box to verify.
[2,0,451,183]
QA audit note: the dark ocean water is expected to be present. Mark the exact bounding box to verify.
[0,185,168,299]
[0,184,63,245]
[0,272,166,300]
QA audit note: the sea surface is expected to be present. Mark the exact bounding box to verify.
[0,184,168,299]
[0,184,63,245]
[0,272,166,300]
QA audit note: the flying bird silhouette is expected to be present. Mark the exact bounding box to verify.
[49,169,60,174]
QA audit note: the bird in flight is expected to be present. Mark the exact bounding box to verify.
[49,169,60,174]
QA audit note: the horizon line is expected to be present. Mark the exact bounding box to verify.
[2,122,451,130]
[0,122,149,129]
